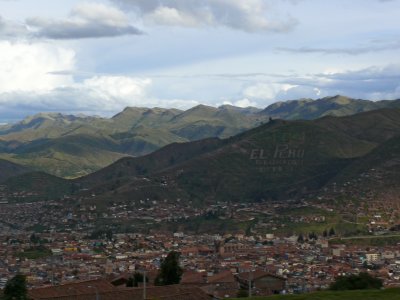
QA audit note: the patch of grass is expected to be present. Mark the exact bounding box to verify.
[268,209,368,236]
[330,235,400,246]
[17,246,52,260]
[279,207,334,217]
[27,224,48,233]
[161,214,253,234]
[233,288,400,300]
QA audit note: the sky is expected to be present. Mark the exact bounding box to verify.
[1,0,400,123]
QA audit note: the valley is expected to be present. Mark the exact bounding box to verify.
[1,107,400,236]
[1,102,400,297]
[2,1,400,297]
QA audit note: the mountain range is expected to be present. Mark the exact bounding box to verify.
[2,106,400,207]
[71,107,400,206]
[0,158,30,183]
[0,95,399,179]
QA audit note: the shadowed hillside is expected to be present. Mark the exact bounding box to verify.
[73,108,400,206]
[1,96,399,178]
[0,159,31,183]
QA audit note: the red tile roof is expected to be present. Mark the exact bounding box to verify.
[29,279,115,299]
[207,270,235,283]
[29,283,211,300]
[181,271,206,284]
[237,270,285,282]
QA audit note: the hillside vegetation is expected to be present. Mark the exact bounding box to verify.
[72,108,400,205]
[3,108,400,206]
[233,288,400,300]
[1,95,399,178]
[0,106,264,177]
[0,159,30,183]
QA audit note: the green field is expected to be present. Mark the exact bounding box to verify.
[330,235,400,246]
[17,246,52,259]
[234,288,400,300]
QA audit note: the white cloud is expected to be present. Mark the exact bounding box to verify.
[0,39,200,121]
[244,83,279,99]
[275,65,400,101]
[150,98,199,109]
[234,98,258,107]
[277,40,400,55]
[0,70,200,121]
[0,41,75,93]
[25,2,142,39]
[0,15,29,39]
[223,98,258,107]
[0,75,152,112]
[275,85,327,100]
[232,64,400,105]
[243,82,295,100]
[0,85,201,122]
[80,76,152,110]
[111,0,298,32]
[146,6,202,27]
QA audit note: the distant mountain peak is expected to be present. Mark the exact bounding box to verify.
[218,104,262,115]
[260,95,400,120]
[190,104,217,110]
[114,106,182,118]
[1,96,400,178]
[19,112,96,125]
[321,95,353,104]
[176,104,218,118]
[219,104,258,109]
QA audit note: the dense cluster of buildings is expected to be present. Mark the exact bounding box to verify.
[1,166,400,298]
[1,230,400,298]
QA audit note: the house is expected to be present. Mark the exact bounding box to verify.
[29,279,116,300]
[29,280,211,300]
[181,271,206,285]
[236,269,286,296]
[202,270,240,299]
[366,252,380,263]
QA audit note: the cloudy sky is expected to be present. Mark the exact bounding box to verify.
[1,0,400,122]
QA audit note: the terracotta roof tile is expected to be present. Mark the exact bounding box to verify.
[29,284,211,300]
[207,271,235,283]
[29,279,115,299]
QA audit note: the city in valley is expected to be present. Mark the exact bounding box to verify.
[1,0,400,299]
[1,165,400,298]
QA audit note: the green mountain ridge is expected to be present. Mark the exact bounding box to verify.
[1,96,399,178]
[3,108,400,206]
[0,159,31,183]
[261,95,400,120]
[73,108,400,206]
[0,105,265,177]
[332,133,400,192]
[3,171,76,199]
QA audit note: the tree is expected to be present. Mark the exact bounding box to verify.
[330,272,383,291]
[309,232,318,240]
[30,234,40,245]
[154,251,183,286]
[323,230,328,238]
[3,274,28,300]
[329,227,336,236]
[126,277,134,287]
[127,272,148,287]
[362,261,369,269]
[297,234,304,244]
